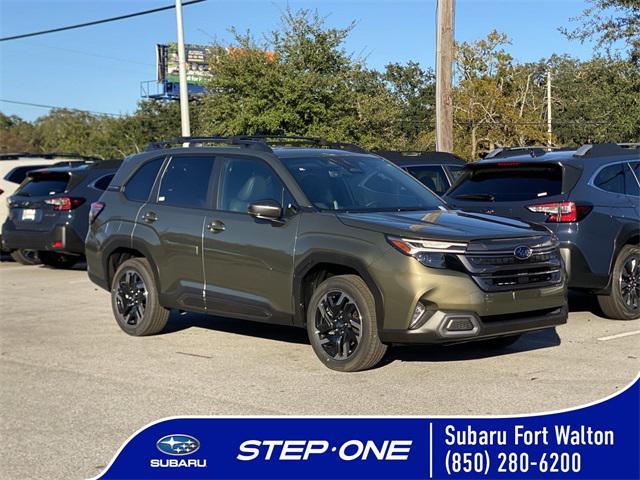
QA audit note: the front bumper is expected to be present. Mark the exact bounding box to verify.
[379,305,567,344]
[1,222,85,255]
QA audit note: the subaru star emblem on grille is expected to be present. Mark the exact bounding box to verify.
[156,434,200,456]
[514,245,533,260]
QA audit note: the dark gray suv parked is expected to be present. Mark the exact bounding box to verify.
[445,143,640,320]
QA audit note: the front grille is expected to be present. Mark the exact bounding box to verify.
[458,237,563,292]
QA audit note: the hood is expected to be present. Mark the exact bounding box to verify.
[336,208,551,242]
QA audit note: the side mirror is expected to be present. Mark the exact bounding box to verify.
[248,199,283,222]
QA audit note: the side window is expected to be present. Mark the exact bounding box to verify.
[218,157,291,213]
[93,174,114,191]
[406,165,449,195]
[624,162,640,197]
[594,164,625,194]
[157,156,216,208]
[124,158,164,202]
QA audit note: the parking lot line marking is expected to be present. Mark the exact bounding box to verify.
[597,330,640,342]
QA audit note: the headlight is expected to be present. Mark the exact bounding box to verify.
[386,236,467,268]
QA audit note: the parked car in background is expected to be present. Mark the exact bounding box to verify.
[0,152,101,264]
[2,160,120,269]
[86,136,566,372]
[376,151,466,196]
[445,143,640,320]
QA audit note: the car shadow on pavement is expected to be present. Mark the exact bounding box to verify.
[163,310,562,366]
[383,328,561,366]
[163,311,310,345]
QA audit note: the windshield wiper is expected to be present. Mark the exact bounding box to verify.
[453,193,495,201]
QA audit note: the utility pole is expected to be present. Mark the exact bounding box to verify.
[546,71,552,147]
[435,0,454,152]
[175,0,191,137]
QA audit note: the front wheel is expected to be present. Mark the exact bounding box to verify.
[598,245,640,320]
[307,274,387,372]
[111,258,169,336]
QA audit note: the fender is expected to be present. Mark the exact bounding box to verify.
[292,251,385,330]
[101,236,162,296]
[605,224,640,292]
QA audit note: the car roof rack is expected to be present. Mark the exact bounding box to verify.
[375,150,465,165]
[573,143,640,158]
[483,146,562,160]
[145,135,368,154]
[0,152,103,162]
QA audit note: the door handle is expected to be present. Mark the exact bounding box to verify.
[207,220,226,233]
[142,211,158,223]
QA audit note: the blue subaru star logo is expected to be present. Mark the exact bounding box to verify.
[514,245,533,260]
[156,434,200,456]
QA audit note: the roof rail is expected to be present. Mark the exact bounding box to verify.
[145,135,368,154]
[573,143,640,158]
[146,136,272,152]
[484,146,559,160]
[0,152,103,161]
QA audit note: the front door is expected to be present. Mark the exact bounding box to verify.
[202,156,299,324]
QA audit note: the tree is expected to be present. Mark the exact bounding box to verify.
[561,0,640,63]
[453,31,547,159]
[0,113,39,153]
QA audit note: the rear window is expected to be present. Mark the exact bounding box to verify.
[448,165,562,202]
[17,174,69,196]
[405,165,449,195]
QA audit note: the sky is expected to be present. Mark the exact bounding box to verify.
[0,0,597,121]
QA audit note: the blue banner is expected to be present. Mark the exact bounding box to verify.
[95,375,639,479]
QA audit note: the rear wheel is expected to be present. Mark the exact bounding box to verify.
[307,274,387,372]
[39,251,79,269]
[10,249,40,265]
[111,258,169,336]
[598,245,640,320]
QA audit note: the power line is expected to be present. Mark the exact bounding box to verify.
[0,0,207,42]
[0,99,123,117]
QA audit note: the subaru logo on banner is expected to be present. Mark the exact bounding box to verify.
[514,245,533,260]
[156,434,200,456]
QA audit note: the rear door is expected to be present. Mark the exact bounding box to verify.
[445,162,567,221]
[202,156,299,324]
[137,154,216,311]
[8,172,72,232]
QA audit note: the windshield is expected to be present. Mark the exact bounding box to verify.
[283,154,443,212]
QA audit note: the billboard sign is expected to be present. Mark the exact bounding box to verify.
[156,43,212,86]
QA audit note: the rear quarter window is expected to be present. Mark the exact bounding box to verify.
[93,174,115,191]
[448,165,563,202]
[124,158,164,202]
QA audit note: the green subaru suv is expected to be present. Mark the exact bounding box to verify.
[86,136,567,371]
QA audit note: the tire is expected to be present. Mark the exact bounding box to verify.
[306,274,387,372]
[477,334,521,349]
[598,245,640,320]
[10,249,40,265]
[111,257,169,336]
[39,251,79,269]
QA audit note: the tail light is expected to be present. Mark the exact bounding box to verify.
[89,202,105,224]
[45,197,85,211]
[526,201,592,223]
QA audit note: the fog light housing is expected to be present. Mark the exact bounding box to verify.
[445,317,475,332]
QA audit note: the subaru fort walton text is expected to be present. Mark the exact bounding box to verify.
[86,136,567,372]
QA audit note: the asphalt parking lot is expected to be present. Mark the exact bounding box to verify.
[0,261,639,479]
